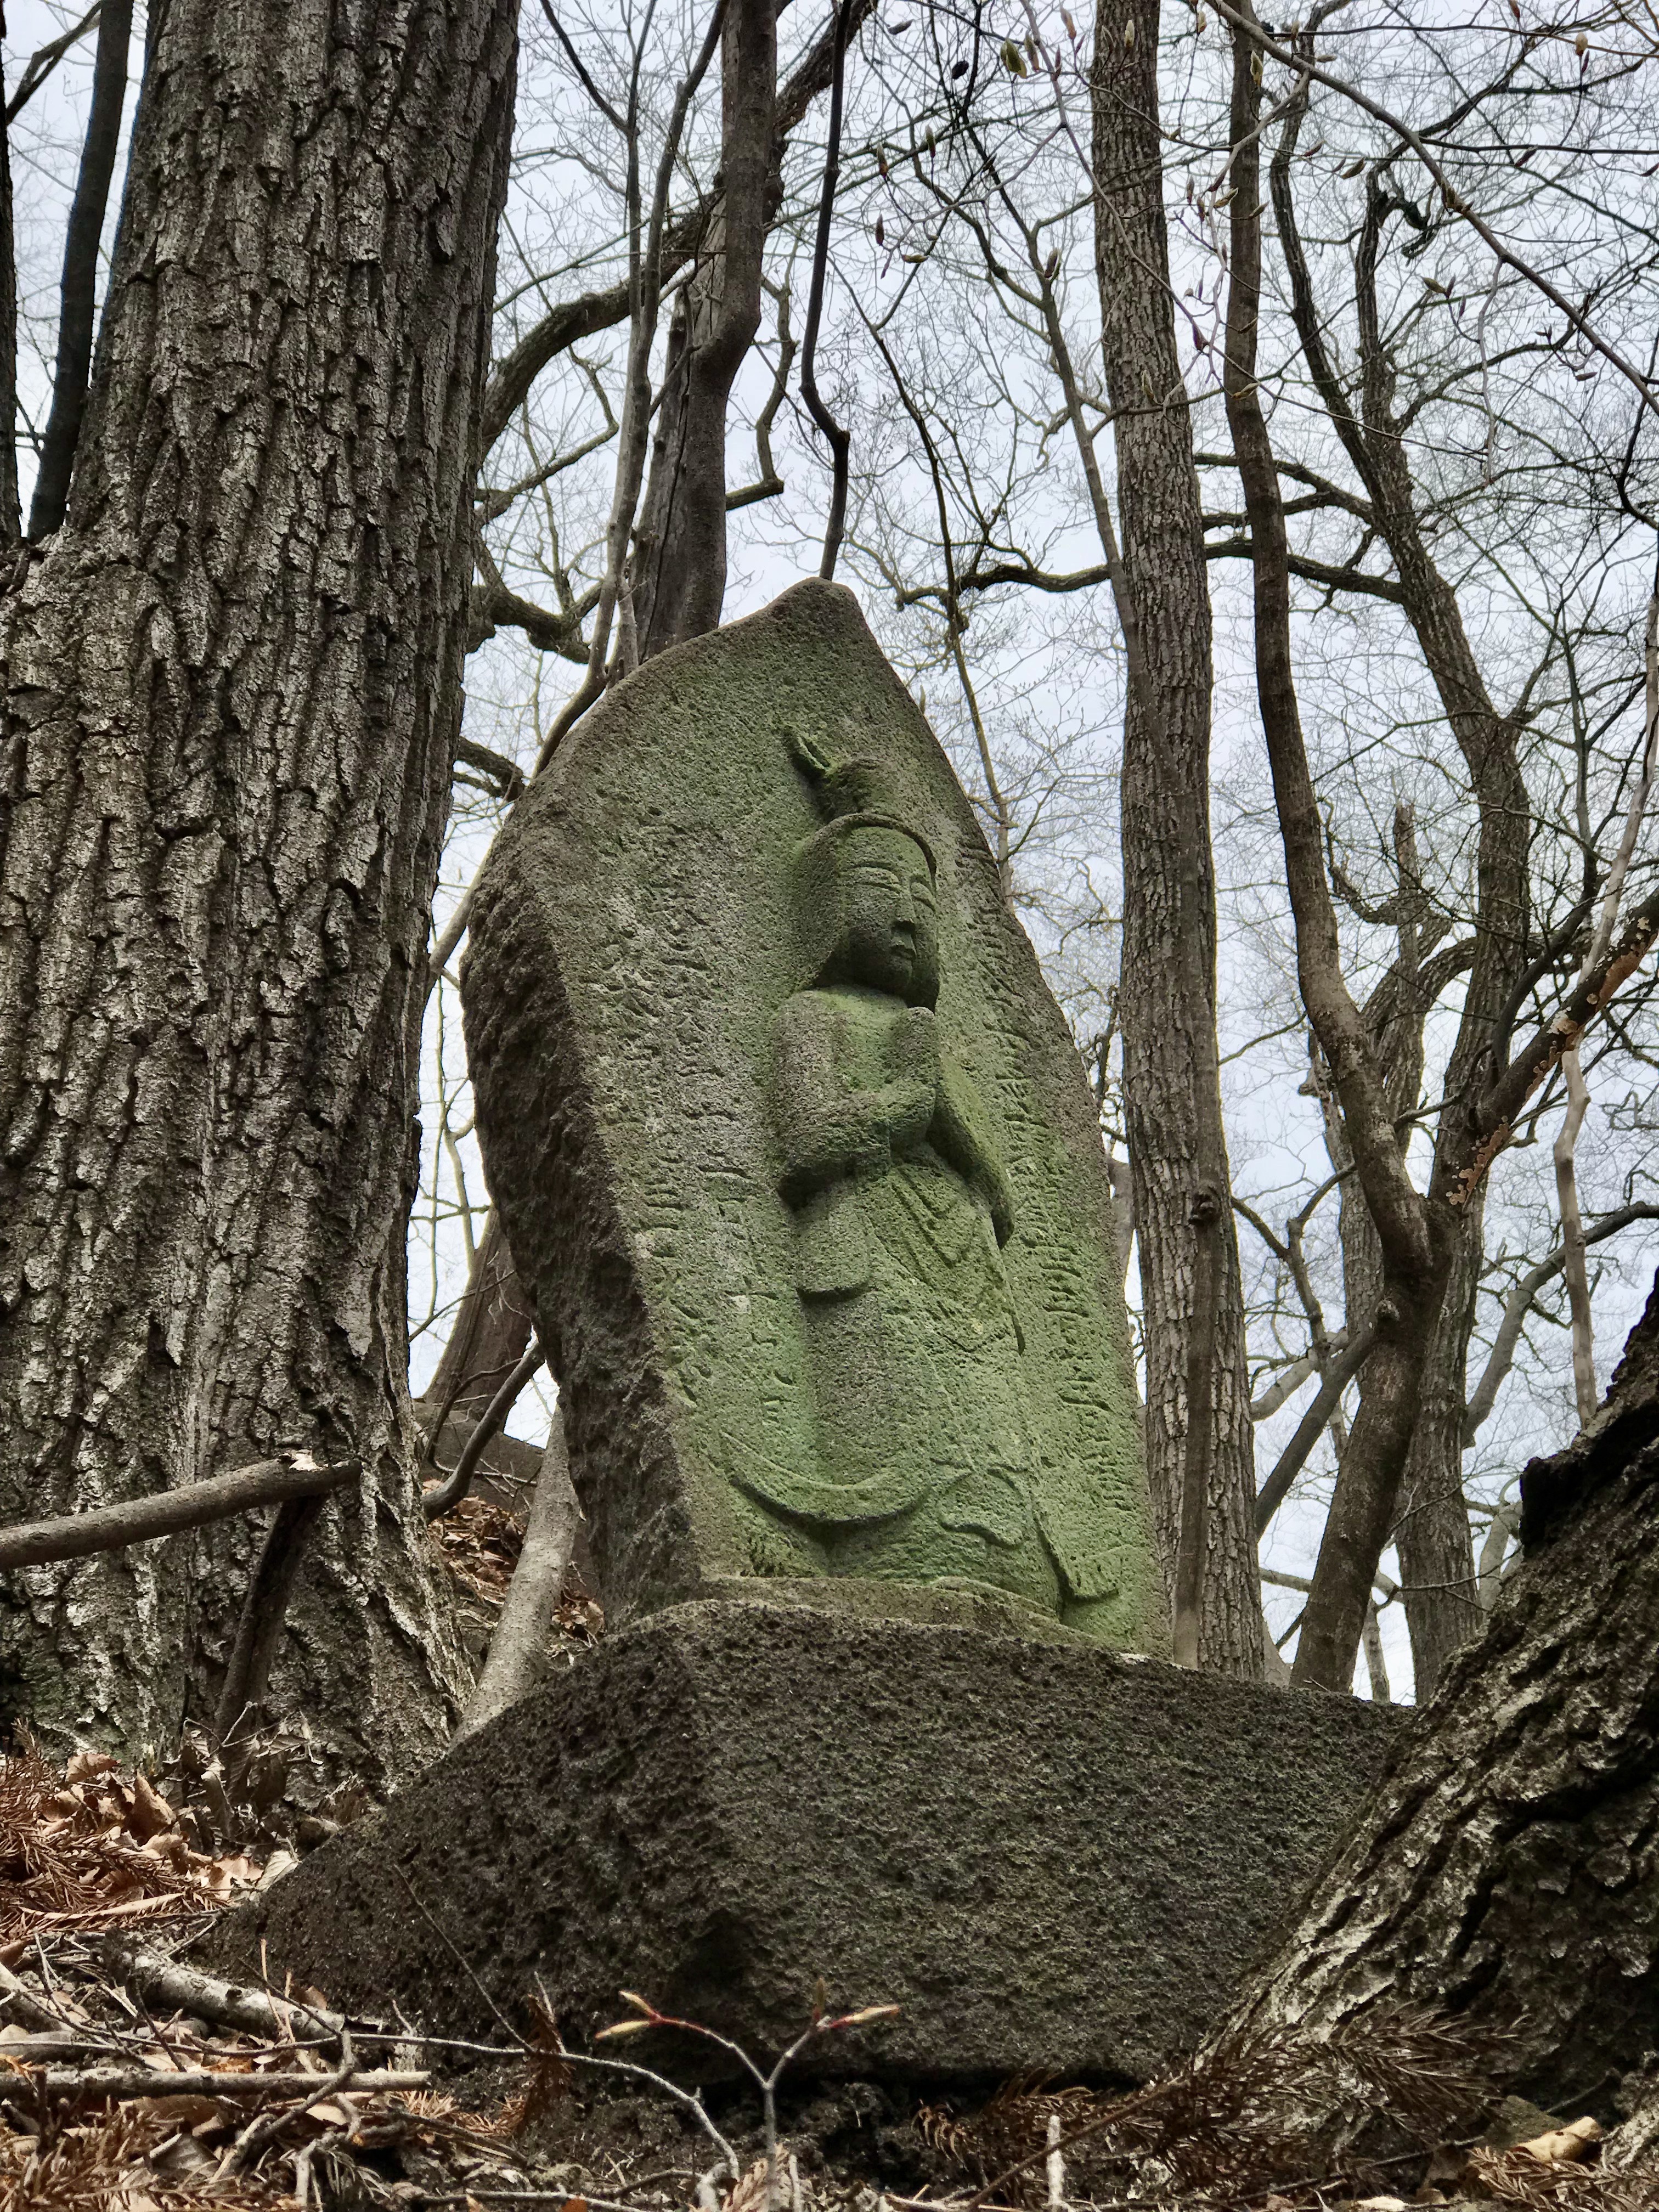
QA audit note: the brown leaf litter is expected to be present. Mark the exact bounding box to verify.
[0,1741,261,1947]
[6,1736,1659,2212]
[430,1489,604,1630]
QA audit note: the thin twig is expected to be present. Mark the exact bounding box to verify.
[35,2064,426,2101]
[422,1340,545,1521]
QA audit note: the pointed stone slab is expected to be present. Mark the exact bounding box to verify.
[461,579,1165,1647]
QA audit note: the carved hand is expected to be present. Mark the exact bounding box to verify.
[885,1005,941,1151]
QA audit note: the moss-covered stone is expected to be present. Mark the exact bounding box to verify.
[462,580,1165,1650]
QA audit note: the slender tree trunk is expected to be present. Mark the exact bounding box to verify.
[1092,0,1261,1676]
[433,0,778,1510]
[476,0,866,456]
[1221,10,1451,1693]
[632,0,776,656]
[1308,833,1481,1694]
[454,1411,578,1739]
[1260,72,1525,1686]
[421,1209,535,1426]
[0,0,519,1780]
[0,42,19,551]
[1229,1276,1659,2120]
[1391,1200,1483,1695]
[25,0,132,540]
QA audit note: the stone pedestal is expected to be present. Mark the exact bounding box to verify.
[206,1599,1406,2088]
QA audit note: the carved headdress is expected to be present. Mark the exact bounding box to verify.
[784,727,940,1007]
[785,727,938,876]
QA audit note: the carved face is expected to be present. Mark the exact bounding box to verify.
[833,825,939,1003]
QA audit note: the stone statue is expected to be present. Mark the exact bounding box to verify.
[749,738,1061,1613]
[462,579,1167,1651]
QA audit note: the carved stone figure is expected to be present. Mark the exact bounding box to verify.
[751,743,1058,1610]
[462,579,1166,1649]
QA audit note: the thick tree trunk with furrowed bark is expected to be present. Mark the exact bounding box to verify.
[1229,1276,1659,2120]
[0,0,519,1781]
[1092,0,1261,1676]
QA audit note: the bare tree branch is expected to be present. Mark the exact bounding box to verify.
[5,2,102,123]
[479,0,873,450]
[1463,1203,1659,1443]
[799,0,854,577]
[0,1454,359,1571]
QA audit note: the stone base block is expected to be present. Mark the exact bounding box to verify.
[206,1600,1407,2088]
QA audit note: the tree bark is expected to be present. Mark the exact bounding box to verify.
[0,0,518,1780]
[1230,1275,1659,2120]
[1091,0,1261,1676]
[1391,1200,1484,1695]
[631,0,776,657]
[1311,832,1483,1695]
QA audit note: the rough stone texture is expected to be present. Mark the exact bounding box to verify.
[206,1600,1407,2087]
[461,578,1164,1649]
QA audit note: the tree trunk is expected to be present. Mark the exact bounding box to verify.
[1092,0,1261,1676]
[454,1410,578,1739]
[433,0,778,1520]
[1391,1199,1484,1695]
[1262,82,1523,1687]
[1231,1274,1659,2120]
[26,0,133,541]
[1309,864,1482,1694]
[632,0,776,657]
[421,1209,535,1426]
[0,66,19,550]
[0,0,518,1782]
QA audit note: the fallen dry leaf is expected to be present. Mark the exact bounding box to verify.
[128,1773,177,1843]
[726,2153,775,2212]
[1517,2114,1603,2164]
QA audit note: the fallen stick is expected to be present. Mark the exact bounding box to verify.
[0,1454,360,1570]
[100,1937,347,2044]
[0,1961,62,2033]
[31,2065,428,2101]
[455,1413,579,1739]
[0,2035,123,2060]
[219,2029,359,2179]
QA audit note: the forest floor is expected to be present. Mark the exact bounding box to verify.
[2,1503,1656,2211]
